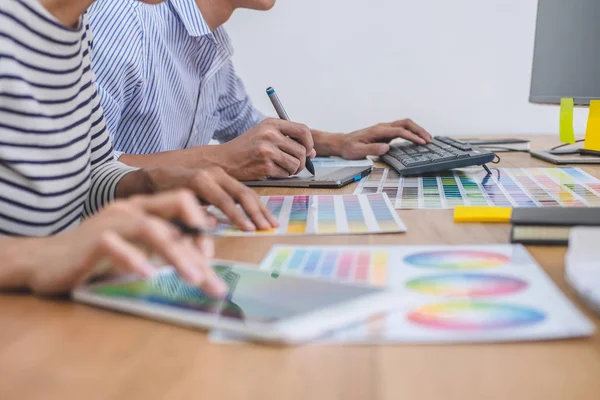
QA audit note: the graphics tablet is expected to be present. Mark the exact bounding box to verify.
[73,260,402,345]
[243,166,372,188]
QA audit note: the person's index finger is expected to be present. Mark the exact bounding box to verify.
[404,119,433,141]
[271,119,314,151]
[395,127,427,145]
[205,186,256,232]
[131,191,206,227]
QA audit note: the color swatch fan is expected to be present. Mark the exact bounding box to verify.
[213,194,406,236]
[251,244,594,344]
[355,167,600,210]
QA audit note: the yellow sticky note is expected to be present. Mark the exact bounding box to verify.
[454,206,512,223]
[560,98,575,144]
[584,100,600,151]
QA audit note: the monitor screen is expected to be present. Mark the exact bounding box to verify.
[530,0,600,105]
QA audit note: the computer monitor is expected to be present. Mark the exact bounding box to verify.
[530,0,600,106]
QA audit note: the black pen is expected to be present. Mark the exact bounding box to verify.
[171,219,216,237]
[266,86,315,175]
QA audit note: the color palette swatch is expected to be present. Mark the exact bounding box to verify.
[266,247,389,285]
[214,194,406,236]
[249,244,594,343]
[355,167,600,209]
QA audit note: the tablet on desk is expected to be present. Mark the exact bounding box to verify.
[243,166,372,188]
[73,260,402,345]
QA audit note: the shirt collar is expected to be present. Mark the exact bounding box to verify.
[170,0,213,38]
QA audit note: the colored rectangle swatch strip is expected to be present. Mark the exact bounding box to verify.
[215,193,406,236]
[355,167,600,209]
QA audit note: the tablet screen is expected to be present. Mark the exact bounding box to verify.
[88,263,381,324]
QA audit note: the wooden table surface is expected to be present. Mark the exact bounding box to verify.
[1,135,599,400]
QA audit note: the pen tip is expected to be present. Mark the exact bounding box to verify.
[266,87,274,95]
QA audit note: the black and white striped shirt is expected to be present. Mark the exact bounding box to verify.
[0,0,137,236]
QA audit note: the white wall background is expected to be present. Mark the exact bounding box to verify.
[225,0,589,137]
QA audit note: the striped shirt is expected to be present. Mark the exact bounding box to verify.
[0,0,137,236]
[88,0,265,159]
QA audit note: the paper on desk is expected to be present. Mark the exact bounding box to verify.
[565,227,600,316]
[210,244,594,345]
[211,193,406,236]
[560,98,576,144]
[354,167,600,210]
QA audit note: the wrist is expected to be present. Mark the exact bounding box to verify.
[312,130,345,157]
[115,169,154,198]
[196,143,237,175]
[195,143,228,168]
[0,237,46,291]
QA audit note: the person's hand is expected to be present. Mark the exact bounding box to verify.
[336,119,432,160]
[142,166,279,232]
[208,118,317,180]
[23,191,227,296]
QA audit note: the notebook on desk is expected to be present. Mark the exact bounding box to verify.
[510,208,600,245]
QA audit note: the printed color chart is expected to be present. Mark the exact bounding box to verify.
[354,167,600,209]
[215,194,406,236]
[254,245,594,344]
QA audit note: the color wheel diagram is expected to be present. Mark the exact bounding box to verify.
[404,250,510,270]
[407,302,546,330]
[402,249,546,331]
[405,273,528,297]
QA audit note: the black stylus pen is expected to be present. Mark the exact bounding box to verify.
[266,86,315,175]
[171,219,216,237]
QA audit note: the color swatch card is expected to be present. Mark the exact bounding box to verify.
[239,244,594,345]
[213,194,406,236]
[355,167,600,209]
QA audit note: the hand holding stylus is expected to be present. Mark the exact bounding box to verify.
[266,86,316,175]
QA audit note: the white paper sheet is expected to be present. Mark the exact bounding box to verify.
[210,244,594,344]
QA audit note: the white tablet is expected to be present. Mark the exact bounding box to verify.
[72,260,402,345]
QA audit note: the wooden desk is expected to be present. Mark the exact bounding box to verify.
[1,135,599,400]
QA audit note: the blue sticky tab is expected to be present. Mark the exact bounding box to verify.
[354,175,361,182]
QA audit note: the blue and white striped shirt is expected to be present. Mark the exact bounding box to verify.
[0,0,136,236]
[88,0,265,159]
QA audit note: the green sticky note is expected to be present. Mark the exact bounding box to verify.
[584,100,600,151]
[560,98,576,144]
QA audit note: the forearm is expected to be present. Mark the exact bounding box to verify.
[84,160,138,216]
[311,129,345,157]
[119,147,219,170]
[0,237,42,291]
